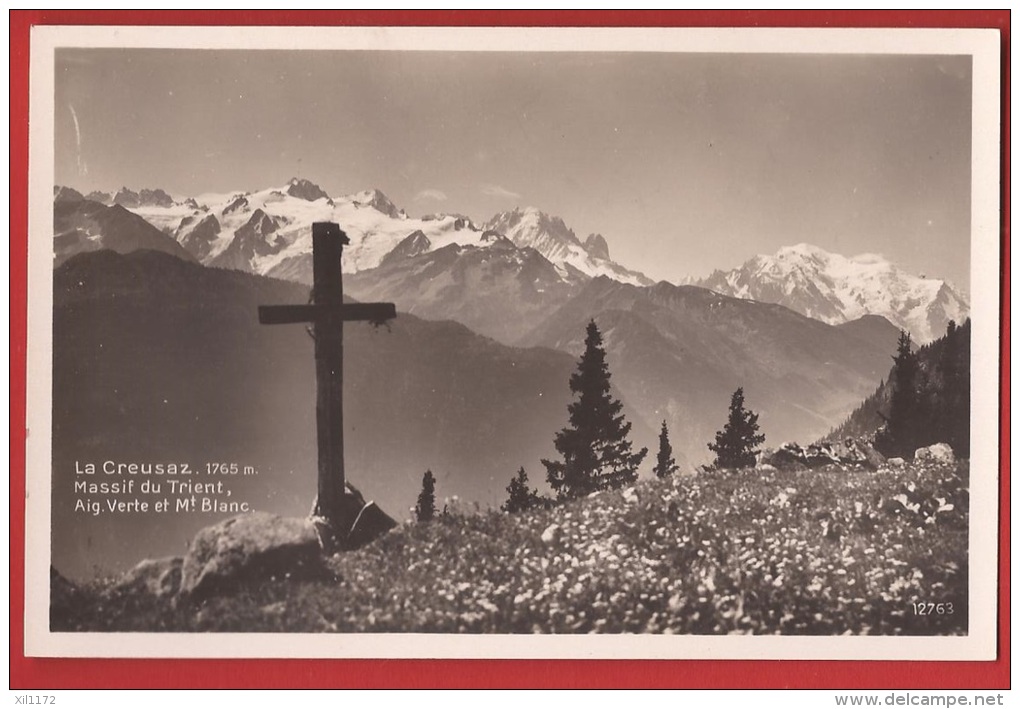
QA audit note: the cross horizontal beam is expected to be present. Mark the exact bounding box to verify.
[258,302,397,326]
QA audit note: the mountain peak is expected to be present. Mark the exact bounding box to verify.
[695,243,968,343]
[54,185,85,204]
[484,207,581,248]
[351,188,404,219]
[584,233,610,260]
[775,242,829,260]
[109,186,176,208]
[381,230,432,267]
[138,188,175,208]
[286,178,331,202]
[113,187,140,208]
[482,208,650,287]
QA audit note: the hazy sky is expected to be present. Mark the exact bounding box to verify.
[54,49,973,287]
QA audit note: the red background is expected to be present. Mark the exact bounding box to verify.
[9,10,1010,689]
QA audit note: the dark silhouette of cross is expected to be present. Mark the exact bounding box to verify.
[259,222,395,541]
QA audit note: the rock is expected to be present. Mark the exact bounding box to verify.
[858,441,887,470]
[112,556,183,598]
[766,443,809,470]
[344,500,399,550]
[179,512,328,600]
[622,487,638,504]
[803,443,840,468]
[540,523,560,544]
[764,438,884,470]
[915,443,956,465]
[314,481,398,551]
[887,457,906,467]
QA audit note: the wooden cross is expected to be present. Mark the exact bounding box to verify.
[258,222,395,537]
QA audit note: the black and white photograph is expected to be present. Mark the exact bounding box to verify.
[25,25,1001,659]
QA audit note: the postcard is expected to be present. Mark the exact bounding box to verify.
[23,23,1002,660]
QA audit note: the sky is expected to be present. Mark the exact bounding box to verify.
[54,48,973,287]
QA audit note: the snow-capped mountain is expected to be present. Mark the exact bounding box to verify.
[483,207,652,286]
[53,190,196,266]
[108,178,650,289]
[694,243,969,343]
[346,231,582,344]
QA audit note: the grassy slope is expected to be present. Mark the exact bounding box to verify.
[55,462,968,635]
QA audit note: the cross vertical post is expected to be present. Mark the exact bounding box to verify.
[311,222,347,526]
[258,222,396,547]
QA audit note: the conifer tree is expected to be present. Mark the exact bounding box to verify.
[882,330,920,458]
[543,320,648,499]
[708,387,765,469]
[415,469,436,522]
[937,320,970,457]
[653,420,679,479]
[502,467,540,513]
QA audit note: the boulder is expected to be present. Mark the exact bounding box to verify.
[857,440,887,470]
[765,438,884,470]
[914,443,956,465]
[179,512,329,600]
[887,457,906,467]
[344,500,399,550]
[803,443,841,468]
[314,481,398,551]
[112,556,183,598]
[766,443,809,470]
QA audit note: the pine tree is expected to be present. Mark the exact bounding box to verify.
[543,320,648,499]
[502,467,540,513]
[415,469,436,522]
[653,420,679,479]
[708,387,765,469]
[937,319,970,457]
[881,330,920,458]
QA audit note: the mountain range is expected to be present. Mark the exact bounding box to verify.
[74,178,646,288]
[692,243,968,343]
[53,189,196,266]
[62,179,968,346]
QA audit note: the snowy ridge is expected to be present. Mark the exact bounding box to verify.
[695,242,969,343]
[484,207,652,286]
[116,179,652,288]
[129,179,489,277]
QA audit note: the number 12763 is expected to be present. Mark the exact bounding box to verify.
[912,601,954,615]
